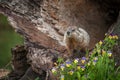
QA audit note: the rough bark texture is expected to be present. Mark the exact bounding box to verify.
[8,45,30,80]
[111,13,120,67]
[0,0,120,80]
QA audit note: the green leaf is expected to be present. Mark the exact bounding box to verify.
[77,72,81,80]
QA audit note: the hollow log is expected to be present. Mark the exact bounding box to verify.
[0,0,120,80]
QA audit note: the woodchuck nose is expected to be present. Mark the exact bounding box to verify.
[64,26,90,57]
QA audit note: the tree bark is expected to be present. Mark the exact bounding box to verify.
[0,0,120,80]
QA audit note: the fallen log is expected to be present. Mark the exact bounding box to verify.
[0,0,120,80]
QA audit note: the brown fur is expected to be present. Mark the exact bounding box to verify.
[64,26,90,56]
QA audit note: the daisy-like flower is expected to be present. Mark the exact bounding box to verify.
[94,57,98,61]
[60,64,65,71]
[66,61,71,67]
[102,49,106,55]
[81,66,85,71]
[93,60,97,65]
[74,58,79,64]
[114,35,119,39]
[69,70,74,75]
[99,40,103,45]
[87,61,91,66]
[112,35,116,39]
[108,35,113,39]
[77,66,81,70]
[51,68,57,73]
[107,51,112,57]
[81,57,86,64]
[61,75,64,80]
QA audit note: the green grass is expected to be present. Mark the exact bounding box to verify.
[52,34,120,80]
[0,14,24,68]
[0,30,24,68]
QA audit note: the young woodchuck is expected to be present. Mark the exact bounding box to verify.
[64,26,90,57]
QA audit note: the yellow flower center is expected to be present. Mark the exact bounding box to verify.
[81,60,85,64]
[77,66,81,70]
[99,41,103,45]
[74,60,78,63]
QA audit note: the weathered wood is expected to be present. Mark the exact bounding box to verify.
[110,12,120,67]
[8,45,30,80]
[0,0,120,80]
[0,0,119,49]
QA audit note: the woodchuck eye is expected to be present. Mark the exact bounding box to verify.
[72,29,75,32]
